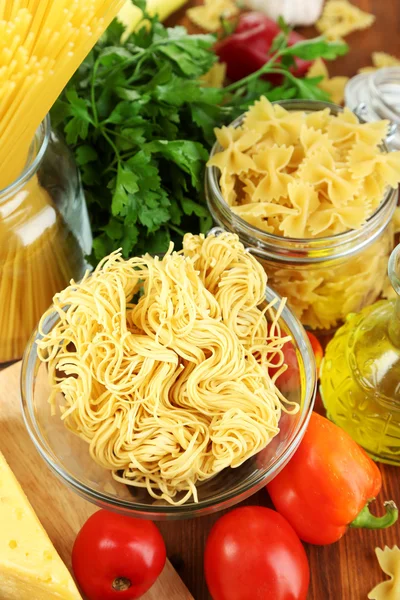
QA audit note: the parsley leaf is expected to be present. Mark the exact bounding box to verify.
[53,6,348,264]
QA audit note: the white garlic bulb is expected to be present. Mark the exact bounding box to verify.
[245,0,324,27]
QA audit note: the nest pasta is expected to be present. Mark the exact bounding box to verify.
[37,233,298,505]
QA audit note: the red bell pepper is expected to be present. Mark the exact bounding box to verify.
[267,412,398,545]
[215,13,313,83]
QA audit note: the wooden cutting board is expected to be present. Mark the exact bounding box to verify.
[0,361,193,600]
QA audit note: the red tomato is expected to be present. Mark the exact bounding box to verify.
[72,510,166,600]
[268,334,299,392]
[269,329,324,391]
[204,506,310,600]
[306,331,323,378]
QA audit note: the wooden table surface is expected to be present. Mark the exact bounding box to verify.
[161,2,400,599]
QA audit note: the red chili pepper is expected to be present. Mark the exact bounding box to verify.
[215,13,312,83]
[267,412,398,545]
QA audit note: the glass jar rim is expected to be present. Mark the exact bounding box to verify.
[206,99,397,263]
[0,114,51,198]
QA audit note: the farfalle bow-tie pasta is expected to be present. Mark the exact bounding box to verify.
[368,546,400,600]
[207,97,400,330]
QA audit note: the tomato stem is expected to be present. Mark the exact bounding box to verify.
[350,500,398,530]
[112,577,132,591]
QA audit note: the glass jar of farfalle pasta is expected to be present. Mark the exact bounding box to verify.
[205,99,399,332]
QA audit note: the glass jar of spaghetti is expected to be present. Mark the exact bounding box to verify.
[205,99,398,333]
[0,115,92,363]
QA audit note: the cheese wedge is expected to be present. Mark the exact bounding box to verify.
[0,451,82,599]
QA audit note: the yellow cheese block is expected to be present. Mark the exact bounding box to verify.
[0,452,82,600]
[118,0,188,38]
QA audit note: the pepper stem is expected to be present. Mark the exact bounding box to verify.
[350,500,398,530]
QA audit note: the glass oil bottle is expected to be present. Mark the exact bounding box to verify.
[320,244,400,465]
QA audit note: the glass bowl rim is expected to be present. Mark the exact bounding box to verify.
[20,286,316,518]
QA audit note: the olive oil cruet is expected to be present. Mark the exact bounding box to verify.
[320,243,400,465]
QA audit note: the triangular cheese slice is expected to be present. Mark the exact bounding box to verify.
[0,451,82,599]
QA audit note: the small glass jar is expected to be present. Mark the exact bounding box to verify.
[345,67,400,150]
[205,99,398,333]
[0,115,92,363]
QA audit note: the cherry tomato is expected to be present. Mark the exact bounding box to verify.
[204,506,310,600]
[72,510,166,600]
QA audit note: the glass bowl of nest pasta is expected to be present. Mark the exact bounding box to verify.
[20,232,316,519]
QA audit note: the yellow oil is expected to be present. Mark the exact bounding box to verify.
[320,299,400,465]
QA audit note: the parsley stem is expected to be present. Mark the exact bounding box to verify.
[102,130,120,161]
[91,61,100,127]
[168,224,186,236]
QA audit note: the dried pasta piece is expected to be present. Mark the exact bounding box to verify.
[220,169,237,206]
[208,126,259,174]
[348,142,379,178]
[334,195,373,230]
[244,97,304,146]
[373,52,400,69]
[359,52,400,73]
[358,65,377,74]
[253,146,294,202]
[327,108,389,146]
[233,202,294,227]
[368,546,400,600]
[316,0,375,40]
[377,151,400,188]
[359,173,387,212]
[305,108,331,131]
[200,62,227,88]
[287,144,306,170]
[231,204,277,232]
[187,0,239,32]
[300,124,338,158]
[307,58,349,105]
[306,196,371,236]
[280,182,320,238]
[300,147,357,207]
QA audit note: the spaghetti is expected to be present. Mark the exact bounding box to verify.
[0,0,124,361]
[37,232,298,505]
[0,0,124,188]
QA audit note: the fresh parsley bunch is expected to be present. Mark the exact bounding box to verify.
[52,1,347,263]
